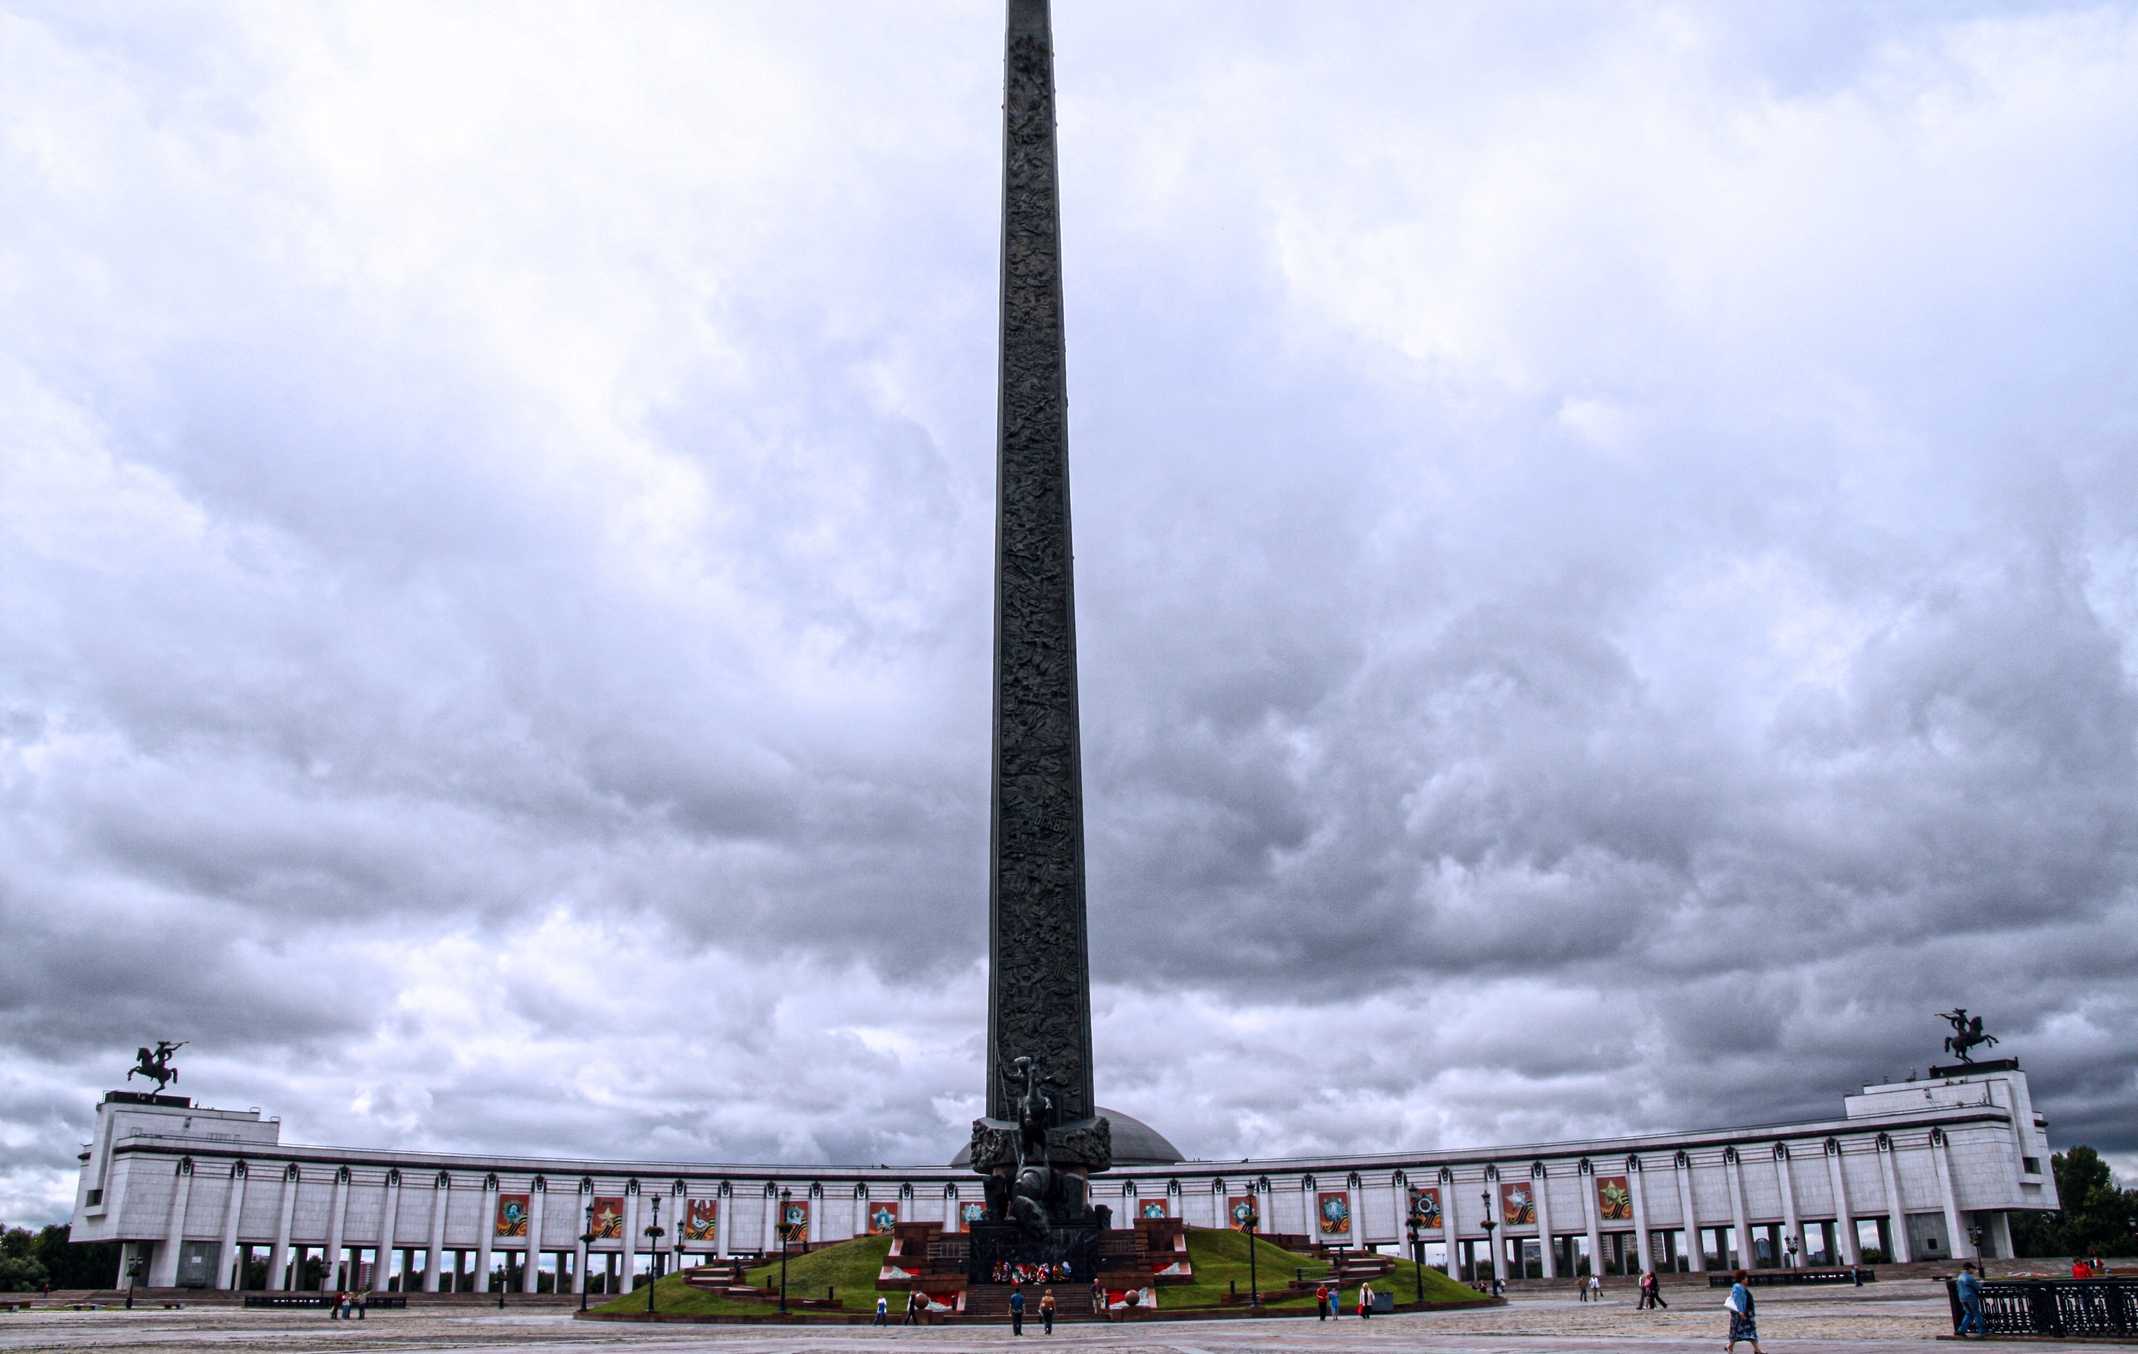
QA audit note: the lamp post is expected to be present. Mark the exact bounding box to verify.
[1406,1202,1425,1304]
[1242,1201,1261,1310]
[578,1204,595,1314]
[1967,1225,1984,1262]
[125,1254,143,1310]
[1785,1236,1798,1270]
[643,1196,665,1315]
[1480,1192,1498,1292]
[776,1188,794,1317]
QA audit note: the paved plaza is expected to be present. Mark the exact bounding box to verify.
[0,1285,2079,1354]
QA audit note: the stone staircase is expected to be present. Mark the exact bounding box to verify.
[675,1260,839,1310]
[960,1283,1113,1321]
[1315,1248,1394,1283]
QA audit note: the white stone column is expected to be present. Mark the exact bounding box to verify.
[1532,1170,1557,1279]
[373,1172,402,1293]
[1346,1176,1364,1249]
[1441,1184,1460,1281]
[1580,1169,1603,1277]
[619,1191,641,1295]
[522,1184,546,1294]
[268,1166,298,1290]
[149,1158,195,1287]
[423,1175,449,1292]
[673,1193,689,1276]
[320,1168,350,1291]
[1488,1204,1507,1288]
[1987,1211,2013,1259]
[1931,1134,1973,1260]
[1824,1144,1860,1264]
[1775,1149,1803,1266]
[1673,1156,1705,1273]
[1876,1141,1911,1263]
[216,1164,246,1290]
[475,1179,497,1293]
[1629,1163,1654,1274]
[1725,1150,1754,1269]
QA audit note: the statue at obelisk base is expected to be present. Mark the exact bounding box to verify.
[967,1056,1112,1279]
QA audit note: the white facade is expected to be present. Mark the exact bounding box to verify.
[71,1064,2059,1291]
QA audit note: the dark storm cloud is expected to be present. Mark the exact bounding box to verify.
[3,0,2136,1224]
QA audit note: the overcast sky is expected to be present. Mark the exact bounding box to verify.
[4,0,2136,1227]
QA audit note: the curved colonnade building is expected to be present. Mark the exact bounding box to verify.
[69,1060,2056,1295]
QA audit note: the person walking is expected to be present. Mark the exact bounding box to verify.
[1009,1285,1025,1336]
[874,1294,887,1325]
[1580,1274,1591,1303]
[904,1290,923,1325]
[1588,1272,1602,1303]
[1328,1279,1341,1319]
[1040,1288,1056,1334]
[1091,1280,1105,1317]
[1358,1279,1374,1319]
[1725,1269,1763,1354]
[1955,1261,1985,1338]
[1316,1281,1330,1319]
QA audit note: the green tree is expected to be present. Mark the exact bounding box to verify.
[0,1256,49,1293]
[24,1224,120,1290]
[0,1231,47,1292]
[2010,1147,2138,1257]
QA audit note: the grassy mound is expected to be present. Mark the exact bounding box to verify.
[1169,1227,1481,1311]
[589,1234,892,1317]
[587,1227,1481,1319]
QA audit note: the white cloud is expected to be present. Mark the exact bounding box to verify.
[2,0,2135,1224]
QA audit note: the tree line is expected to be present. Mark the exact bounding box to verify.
[2010,1147,2137,1258]
[0,1224,120,1291]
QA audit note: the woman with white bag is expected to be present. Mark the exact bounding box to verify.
[1723,1269,1763,1354]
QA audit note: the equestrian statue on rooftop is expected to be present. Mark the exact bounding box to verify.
[1939,1009,1998,1064]
[127,1040,186,1093]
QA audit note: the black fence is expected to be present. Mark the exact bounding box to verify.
[1947,1278,2138,1338]
[242,1294,409,1310]
[1707,1268,1874,1288]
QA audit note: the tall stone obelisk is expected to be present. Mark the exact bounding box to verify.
[986,0,1100,1131]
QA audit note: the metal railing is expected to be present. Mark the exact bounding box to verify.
[1947,1278,2138,1338]
[1708,1268,1873,1287]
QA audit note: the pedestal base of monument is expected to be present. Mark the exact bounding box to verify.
[966,1221,1102,1285]
[1928,1057,2020,1078]
[102,1090,192,1110]
[879,1218,1183,1319]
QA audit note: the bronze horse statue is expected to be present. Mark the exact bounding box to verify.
[127,1040,186,1093]
[1939,1010,1997,1063]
